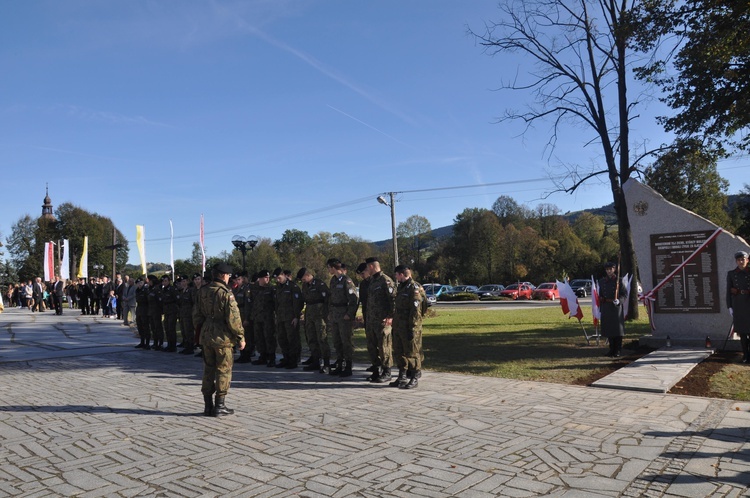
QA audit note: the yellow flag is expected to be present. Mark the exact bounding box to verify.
[136,225,147,276]
[77,236,88,278]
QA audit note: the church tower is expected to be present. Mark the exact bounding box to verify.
[41,184,55,221]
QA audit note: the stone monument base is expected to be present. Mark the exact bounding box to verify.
[639,334,741,351]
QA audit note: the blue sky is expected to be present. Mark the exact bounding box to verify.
[2,1,748,265]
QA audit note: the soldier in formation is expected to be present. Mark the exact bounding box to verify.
[365,257,396,383]
[326,258,358,377]
[274,268,304,369]
[392,265,427,389]
[297,267,331,373]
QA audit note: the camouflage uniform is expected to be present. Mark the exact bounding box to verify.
[161,282,180,351]
[328,273,358,372]
[393,277,427,373]
[301,277,330,365]
[178,284,196,352]
[193,280,244,397]
[366,271,395,373]
[358,276,378,368]
[252,283,277,364]
[275,279,304,366]
[135,283,150,348]
[147,282,164,348]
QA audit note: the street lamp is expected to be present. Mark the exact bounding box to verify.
[231,235,259,272]
[377,193,399,266]
[93,264,103,278]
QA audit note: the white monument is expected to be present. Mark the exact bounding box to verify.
[622,179,750,348]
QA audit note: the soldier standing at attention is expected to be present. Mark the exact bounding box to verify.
[392,265,427,389]
[297,268,331,373]
[134,278,150,349]
[251,270,277,367]
[146,275,164,350]
[326,258,359,377]
[160,275,180,352]
[727,250,750,363]
[599,261,627,358]
[178,276,196,355]
[233,272,250,363]
[356,263,377,374]
[365,257,396,383]
[193,262,245,417]
[273,268,304,369]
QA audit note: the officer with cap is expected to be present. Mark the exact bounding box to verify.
[134,278,150,349]
[297,267,332,373]
[392,264,427,389]
[599,261,627,357]
[365,257,396,383]
[274,267,304,369]
[193,262,245,416]
[251,270,277,367]
[146,275,164,350]
[727,250,750,363]
[326,258,358,377]
[160,274,180,352]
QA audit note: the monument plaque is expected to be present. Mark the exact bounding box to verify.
[650,230,720,313]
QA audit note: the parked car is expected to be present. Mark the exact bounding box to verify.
[532,282,560,300]
[445,285,480,295]
[476,284,506,299]
[569,279,592,297]
[499,283,533,300]
[424,284,453,304]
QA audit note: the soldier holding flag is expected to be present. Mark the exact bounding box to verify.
[599,261,627,357]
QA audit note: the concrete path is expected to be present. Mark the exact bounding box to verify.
[592,348,714,394]
[1,307,749,497]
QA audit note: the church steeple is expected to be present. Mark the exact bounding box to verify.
[41,184,55,221]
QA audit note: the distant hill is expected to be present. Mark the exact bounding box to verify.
[372,194,742,246]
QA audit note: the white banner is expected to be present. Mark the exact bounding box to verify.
[60,239,70,280]
[136,225,146,276]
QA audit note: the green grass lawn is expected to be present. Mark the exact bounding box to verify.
[353,306,654,385]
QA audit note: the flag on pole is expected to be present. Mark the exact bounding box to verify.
[557,279,584,320]
[44,242,54,281]
[136,225,147,276]
[60,239,70,280]
[621,273,633,319]
[169,219,175,278]
[77,236,89,278]
[591,275,601,327]
[199,214,206,276]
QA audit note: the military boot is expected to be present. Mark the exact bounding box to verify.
[400,370,419,389]
[203,394,214,416]
[319,358,331,374]
[302,357,319,371]
[266,356,276,368]
[389,368,407,387]
[251,354,267,366]
[373,367,392,384]
[275,357,288,368]
[329,359,342,376]
[368,367,382,382]
[235,349,253,363]
[301,356,314,366]
[212,395,235,417]
[339,360,352,378]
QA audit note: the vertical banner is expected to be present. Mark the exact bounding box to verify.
[77,236,89,278]
[44,242,54,281]
[169,219,175,278]
[200,214,206,276]
[136,225,147,276]
[60,239,70,280]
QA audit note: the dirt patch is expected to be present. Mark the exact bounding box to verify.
[669,351,740,397]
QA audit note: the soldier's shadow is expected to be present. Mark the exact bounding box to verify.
[0,404,194,416]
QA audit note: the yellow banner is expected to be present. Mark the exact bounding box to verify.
[77,236,88,278]
[136,225,147,276]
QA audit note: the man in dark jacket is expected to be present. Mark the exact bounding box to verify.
[598,261,627,357]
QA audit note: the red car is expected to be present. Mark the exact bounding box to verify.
[532,282,559,301]
[499,283,533,300]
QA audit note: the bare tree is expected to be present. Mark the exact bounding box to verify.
[470,0,665,318]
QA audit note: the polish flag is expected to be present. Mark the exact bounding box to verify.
[557,279,584,320]
[591,276,601,327]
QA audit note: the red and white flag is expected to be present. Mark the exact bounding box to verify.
[621,273,633,319]
[557,279,584,320]
[43,242,54,281]
[591,275,601,327]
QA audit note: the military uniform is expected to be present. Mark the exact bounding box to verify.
[147,281,164,349]
[236,279,256,362]
[598,270,627,357]
[135,282,150,348]
[392,276,427,388]
[301,276,331,371]
[252,282,277,366]
[358,276,378,369]
[275,278,304,368]
[328,273,358,376]
[193,271,245,416]
[161,280,179,352]
[178,283,196,353]
[366,270,395,382]
[727,254,750,362]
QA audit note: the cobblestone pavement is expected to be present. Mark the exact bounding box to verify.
[1,307,749,497]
